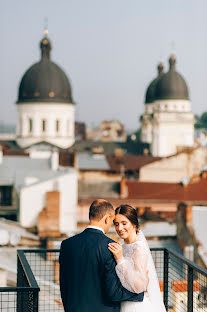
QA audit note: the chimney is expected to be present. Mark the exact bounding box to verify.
[120,177,128,199]
[38,191,61,238]
[50,150,59,171]
[143,148,149,156]
[185,205,192,225]
[114,148,124,158]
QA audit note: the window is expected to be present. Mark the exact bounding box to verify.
[29,118,33,133]
[42,119,46,132]
[0,186,12,206]
[56,120,60,133]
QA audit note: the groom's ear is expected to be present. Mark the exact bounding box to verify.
[104,214,111,224]
[104,215,108,224]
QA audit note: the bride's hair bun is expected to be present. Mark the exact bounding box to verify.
[115,204,139,233]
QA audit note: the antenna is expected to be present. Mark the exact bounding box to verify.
[44,17,48,36]
[171,40,176,55]
[159,48,164,64]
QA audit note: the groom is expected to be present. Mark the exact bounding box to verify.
[59,199,144,312]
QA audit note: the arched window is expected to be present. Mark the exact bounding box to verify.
[29,118,33,133]
[56,120,60,133]
[42,119,46,132]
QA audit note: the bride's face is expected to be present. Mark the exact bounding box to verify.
[113,214,136,239]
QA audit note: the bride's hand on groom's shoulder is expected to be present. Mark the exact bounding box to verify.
[108,242,123,263]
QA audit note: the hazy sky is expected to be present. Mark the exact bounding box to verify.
[0,0,207,130]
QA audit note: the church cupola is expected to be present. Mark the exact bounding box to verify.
[155,55,189,101]
[145,62,164,104]
[17,30,74,104]
[16,30,75,149]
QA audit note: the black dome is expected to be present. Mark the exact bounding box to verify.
[17,35,74,104]
[155,55,189,101]
[145,63,164,104]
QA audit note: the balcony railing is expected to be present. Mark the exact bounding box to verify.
[0,250,39,311]
[0,248,206,311]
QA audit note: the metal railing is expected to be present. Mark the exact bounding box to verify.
[0,248,207,311]
[0,250,39,311]
[150,248,207,312]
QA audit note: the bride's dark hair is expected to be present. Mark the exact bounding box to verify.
[115,204,139,233]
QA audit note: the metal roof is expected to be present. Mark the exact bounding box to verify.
[0,156,76,189]
[77,153,110,170]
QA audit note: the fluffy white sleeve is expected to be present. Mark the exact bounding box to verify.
[115,245,148,294]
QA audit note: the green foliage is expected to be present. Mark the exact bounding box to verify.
[194,112,207,129]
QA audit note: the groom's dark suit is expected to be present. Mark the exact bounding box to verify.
[59,228,144,312]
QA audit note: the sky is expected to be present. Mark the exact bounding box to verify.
[0,0,207,131]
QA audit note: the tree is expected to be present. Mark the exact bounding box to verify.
[194,112,207,129]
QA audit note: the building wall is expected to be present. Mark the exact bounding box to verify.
[16,103,75,148]
[151,100,194,157]
[176,204,206,269]
[141,99,194,157]
[139,147,207,183]
[19,171,78,233]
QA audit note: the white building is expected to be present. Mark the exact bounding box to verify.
[16,31,75,149]
[0,150,78,234]
[141,55,194,157]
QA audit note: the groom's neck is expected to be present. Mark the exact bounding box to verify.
[89,220,105,232]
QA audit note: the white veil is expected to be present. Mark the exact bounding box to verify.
[137,230,166,312]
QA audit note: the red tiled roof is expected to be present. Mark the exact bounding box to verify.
[106,155,161,172]
[126,177,207,202]
[172,280,200,292]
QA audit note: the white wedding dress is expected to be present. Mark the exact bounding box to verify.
[115,230,166,312]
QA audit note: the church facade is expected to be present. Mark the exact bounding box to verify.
[141,55,194,157]
[16,32,75,149]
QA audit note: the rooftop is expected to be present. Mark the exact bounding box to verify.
[0,155,76,189]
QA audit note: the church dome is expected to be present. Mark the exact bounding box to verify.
[145,63,164,104]
[155,55,189,101]
[17,34,74,104]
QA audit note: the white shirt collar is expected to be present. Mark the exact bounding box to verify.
[86,225,105,234]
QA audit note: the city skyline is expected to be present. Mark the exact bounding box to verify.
[0,0,207,130]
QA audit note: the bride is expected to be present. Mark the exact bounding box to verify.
[108,204,166,312]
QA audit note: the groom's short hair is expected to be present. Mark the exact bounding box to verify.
[89,199,114,221]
